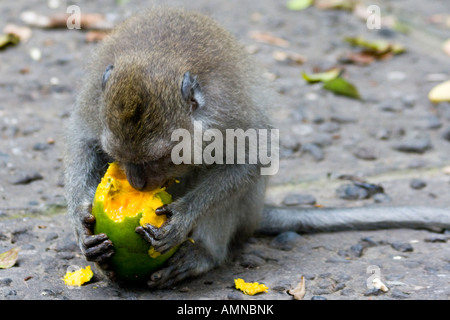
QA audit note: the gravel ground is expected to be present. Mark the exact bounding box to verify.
[0,0,449,301]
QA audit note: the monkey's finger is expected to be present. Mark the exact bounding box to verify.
[136,224,164,241]
[135,226,153,243]
[83,233,108,248]
[155,205,172,216]
[85,247,114,263]
[82,214,96,228]
[84,239,114,262]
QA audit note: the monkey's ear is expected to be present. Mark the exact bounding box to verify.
[102,65,114,91]
[181,71,204,113]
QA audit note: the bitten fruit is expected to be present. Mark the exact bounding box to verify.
[92,162,177,281]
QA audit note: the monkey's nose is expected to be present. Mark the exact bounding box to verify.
[128,175,147,191]
[124,163,147,191]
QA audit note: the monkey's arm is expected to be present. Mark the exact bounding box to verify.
[259,206,450,235]
[64,114,114,264]
[136,164,260,253]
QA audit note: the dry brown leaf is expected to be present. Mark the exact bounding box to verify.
[248,31,290,48]
[0,247,20,269]
[3,24,32,43]
[272,50,307,64]
[340,52,376,65]
[315,0,356,11]
[287,276,306,300]
[21,11,112,30]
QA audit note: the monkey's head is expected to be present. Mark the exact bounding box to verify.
[99,55,205,191]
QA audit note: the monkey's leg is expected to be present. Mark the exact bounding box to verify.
[143,173,265,289]
[64,120,114,265]
[145,195,245,289]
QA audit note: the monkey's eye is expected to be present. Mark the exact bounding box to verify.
[102,64,114,91]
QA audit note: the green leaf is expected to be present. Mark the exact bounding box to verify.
[0,247,20,269]
[302,68,341,83]
[286,0,313,11]
[344,36,405,55]
[323,77,361,99]
[0,33,20,50]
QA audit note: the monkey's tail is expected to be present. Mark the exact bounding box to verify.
[258,206,450,235]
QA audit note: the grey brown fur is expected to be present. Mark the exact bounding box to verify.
[65,7,450,288]
[65,7,269,288]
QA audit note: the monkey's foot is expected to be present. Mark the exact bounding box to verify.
[146,241,214,289]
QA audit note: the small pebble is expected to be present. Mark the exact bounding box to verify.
[410,179,426,190]
[392,138,432,154]
[378,101,402,112]
[349,243,364,258]
[373,193,391,203]
[336,183,369,200]
[32,142,49,151]
[340,288,355,296]
[301,143,324,161]
[391,241,413,252]
[352,147,377,160]
[364,288,383,296]
[303,274,315,280]
[391,288,409,299]
[311,295,327,300]
[401,94,416,108]
[270,231,301,251]
[334,282,346,292]
[319,272,331,278]
[0,278,13,287]
[424,115,441,129]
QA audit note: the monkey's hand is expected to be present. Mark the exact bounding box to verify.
[135,204,189,254]
[78,205,115,267]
